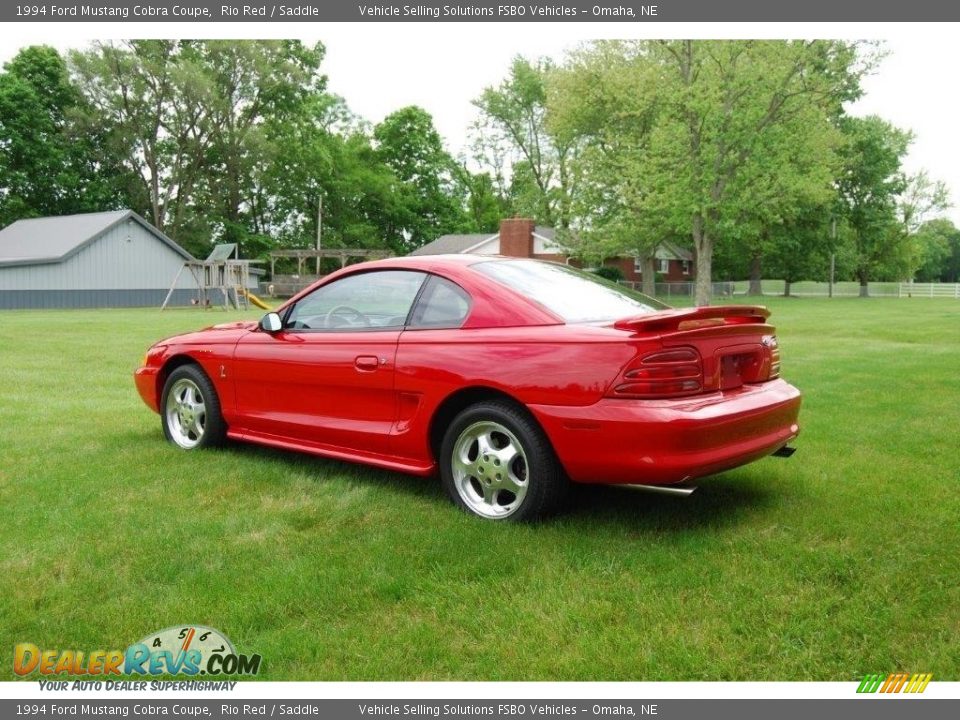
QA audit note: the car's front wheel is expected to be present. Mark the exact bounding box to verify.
[440,401,566,521]
[160,364,226,449]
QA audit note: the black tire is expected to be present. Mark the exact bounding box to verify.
[440,400,567,521]
[160,364,227,450]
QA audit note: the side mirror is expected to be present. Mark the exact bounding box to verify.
[259,312,283,333]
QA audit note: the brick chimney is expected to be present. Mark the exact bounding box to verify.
[499,218,536,258]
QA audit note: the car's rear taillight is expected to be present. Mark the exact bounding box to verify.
[609,347,703,399]
[766,336,781,379]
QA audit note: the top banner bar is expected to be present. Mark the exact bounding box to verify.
[4,0,960,23]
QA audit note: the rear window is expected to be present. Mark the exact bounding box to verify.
[472,259,667,323]
[408,276,471,329]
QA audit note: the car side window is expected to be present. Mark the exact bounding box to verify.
[408,275,471,329]
[284,270,427,331]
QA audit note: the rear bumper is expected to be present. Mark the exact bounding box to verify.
[134,366,161,413]
[529,378,802,485]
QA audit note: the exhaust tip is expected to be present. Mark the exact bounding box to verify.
[620,483,698,497]
[772,445,797,458]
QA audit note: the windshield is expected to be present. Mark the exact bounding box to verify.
[471,259,668,323]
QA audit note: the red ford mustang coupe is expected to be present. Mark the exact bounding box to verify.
[135,255,801,520]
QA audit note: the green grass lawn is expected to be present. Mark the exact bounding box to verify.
[1,298,958,681]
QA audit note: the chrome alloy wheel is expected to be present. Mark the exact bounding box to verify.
[451,420,529,519]
[164,377,207,449]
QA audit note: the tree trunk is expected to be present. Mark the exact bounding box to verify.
[748,254,763,295]
[858,269,869,297]
[692,214,712,307]
[641,255,656,297]
[148,160,162,232]
[783,280,792,297]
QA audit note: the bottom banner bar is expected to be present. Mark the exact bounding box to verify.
[2,699,955,720]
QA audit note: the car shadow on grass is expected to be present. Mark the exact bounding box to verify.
[220,442,444,499]
[217,440,780,532]
[561,479,779,531]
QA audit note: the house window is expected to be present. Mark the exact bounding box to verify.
[634,258,674,275]
[682,261,692,275]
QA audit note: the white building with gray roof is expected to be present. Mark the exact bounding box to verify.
[0,210,253,309]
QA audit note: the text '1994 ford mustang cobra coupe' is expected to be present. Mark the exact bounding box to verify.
[135,255,801,521]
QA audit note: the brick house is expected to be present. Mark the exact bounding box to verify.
[410,218,694,282]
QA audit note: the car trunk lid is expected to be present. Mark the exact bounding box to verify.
[608,306,780,397]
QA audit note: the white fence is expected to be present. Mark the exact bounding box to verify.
[731,280,901,297]
[898,282,960,298]
[620,281,738,298]
[631,280,960,299]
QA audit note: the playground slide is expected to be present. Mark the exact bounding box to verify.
[240,288,273,311]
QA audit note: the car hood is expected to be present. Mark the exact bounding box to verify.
[210,320,259,331]
[153,320,259,349]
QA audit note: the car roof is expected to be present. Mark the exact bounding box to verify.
[358,253,503,271]
[276,254,564,328]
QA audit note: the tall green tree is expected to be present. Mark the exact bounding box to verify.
[0,46,125,226]
[373,106,468,252]
[937,220,960,283]
[70,41,212,250]
[194,40,326,254]
[545,40,865,304]
[641,40,863,305]
[257,86,412,259]
[909,217,958,282]
[473,57,579,230]
[896,170,950,280]
[835,115,911,294]
[70,40,326,256]
[548,42,662,294]
[762,205,835,295]
[459,168,510,233]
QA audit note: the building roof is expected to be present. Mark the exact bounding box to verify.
[0,209,194,268]
[409,223,692,263]
[409,232,494,256]
[531,226,557,243]
[409,226,561,256]
[659,240,694,262]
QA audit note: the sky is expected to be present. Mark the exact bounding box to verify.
[1,24,958,224]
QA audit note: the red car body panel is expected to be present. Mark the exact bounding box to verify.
[529,380,800,484]
[135,256,801,486]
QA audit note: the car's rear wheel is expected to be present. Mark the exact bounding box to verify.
[161,365,226,449]
[440,401,566,521]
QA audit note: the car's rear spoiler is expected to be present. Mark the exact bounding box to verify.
[613,305,771,334]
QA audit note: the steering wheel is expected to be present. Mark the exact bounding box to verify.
[324,305,370,328]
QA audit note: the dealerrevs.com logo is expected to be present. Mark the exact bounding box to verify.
[14,626,261,677]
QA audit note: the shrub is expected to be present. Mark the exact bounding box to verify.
[591,265,624,282]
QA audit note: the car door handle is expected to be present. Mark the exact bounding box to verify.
[354,355,380,372]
